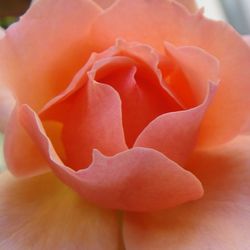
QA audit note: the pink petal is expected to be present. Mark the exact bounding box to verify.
[42,79,127,170]
[91,0,250,147]
[4,107,50,177]
[0,86,15,132]
[91,41,182,146]
[123,135,250,249]
[19,105,203,211]
[0,171,121,249]
[93,0,116,9]
[134,44,219,165]
[0,0,101,110]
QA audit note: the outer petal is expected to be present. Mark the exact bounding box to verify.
[91,0,250,147]
[92,0,198,12]
[19,105,203,212]
[0,0,101,110]
[123,136,250,249]
[0,171,122,250]
[0,85,15,132]
[4,107,50,177]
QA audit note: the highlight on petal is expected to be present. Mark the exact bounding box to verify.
[0,171,122,249]
[91,0,250,147]
[123,136,250,249]
[0,85,15,132]
[19,105,203,212]
[4,107,50,177]
[0,0,101,110]
[93,0,116,9]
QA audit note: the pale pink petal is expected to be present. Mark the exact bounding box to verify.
[243,35,250,46]
[0,171,122,249]
[19,105,203,211]
[0,0,101,110]
[174,0,198,13]
[91,0,250,147]
[0,27,4,39]
[93,0,116,9]
[123,136,250,249]
[0,86,15,132]
[4,107,50,177]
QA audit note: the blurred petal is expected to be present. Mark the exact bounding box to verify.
[123,136,250,249]
[0,86,15,132]
[91,0,250,147]
[243,35,250,45]
[93,0,116,9]
[0,0,101,110]
[4,107,50,177]
[0,171,122,249]
[92,0,197,12]
[20,105,203,211]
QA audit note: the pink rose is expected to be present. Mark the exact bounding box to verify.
[1,0,250,249]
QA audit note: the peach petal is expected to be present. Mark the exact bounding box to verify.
[93,0,116,9]
[91,0,250,147]
[134,45,219,164]
[0,171,122,249]
[42,80,127,170]
[20,105,203,211]
[4,107,50,177]
[0,0,101,110]
[123,135,250,249]
[135,83,217,165]
[0,86,15,132]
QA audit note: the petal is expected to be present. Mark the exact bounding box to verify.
[135,83,216,165]
[20,105,203,211]
[91,0,250,147]
[4,107,50,177]
[134,44,219,164]
[42,80,127,170]
[0,85,15,132]
[0,171,122,249]
[93,0,116,9]
[0,0,101,110]
[123,136,250,249]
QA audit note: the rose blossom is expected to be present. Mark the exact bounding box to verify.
[0,0,250,249]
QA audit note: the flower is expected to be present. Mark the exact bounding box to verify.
[1,0,250,249]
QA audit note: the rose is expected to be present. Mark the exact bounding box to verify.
[1,0,250,249]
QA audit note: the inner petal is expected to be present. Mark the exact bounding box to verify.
[93,56,182,147]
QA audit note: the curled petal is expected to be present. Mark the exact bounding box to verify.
[91,0,250,146]
[134,44,219,164]
[123,136,250,249]
[0,171,122,249]
[4,107,50,177]
[20,105,203,211]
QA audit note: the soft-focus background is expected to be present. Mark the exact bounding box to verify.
[0,0,249,171]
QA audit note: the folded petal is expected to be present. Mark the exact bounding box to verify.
[0,171,122,249]
[42,79,127,170]
[4,107,50,177]
[0,0,101,110]
[123,136,250,249]
[20,105,203,211]
[135,45,219,164]
[91,0,250,147]
[0,86,15,132]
